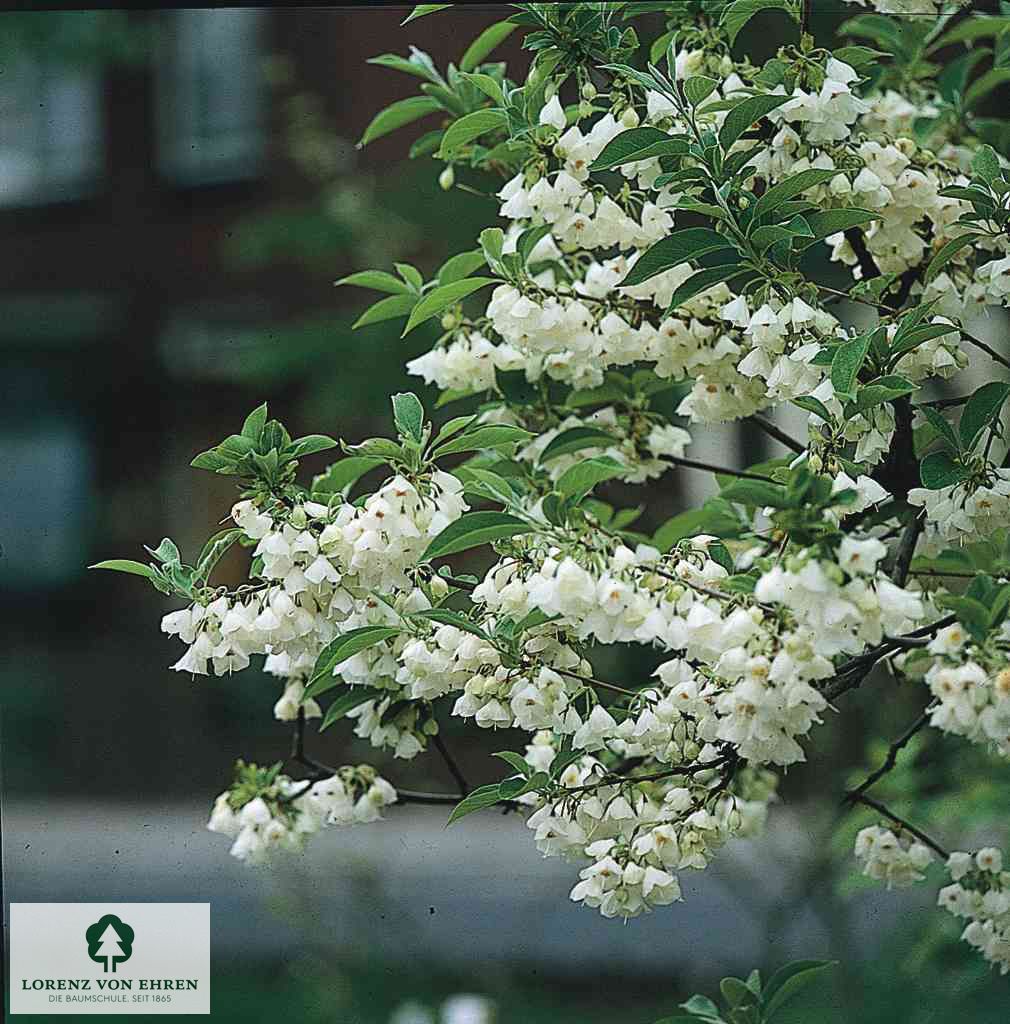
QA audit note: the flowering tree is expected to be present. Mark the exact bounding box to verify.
[96,0,1010,980]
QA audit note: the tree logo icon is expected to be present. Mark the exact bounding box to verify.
[85,914,134,973]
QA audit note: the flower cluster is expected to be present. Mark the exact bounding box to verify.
[921,623,1010,756]
[909,469,1010,550]
[206,762,396,865]
[521,733,776,919]
[939,848,1010,974]
[853,824,933,888]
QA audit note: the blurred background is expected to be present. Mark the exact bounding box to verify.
[2,6,1009,1022]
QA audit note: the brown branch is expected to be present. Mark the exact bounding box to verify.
[844,710,931,805]
[822,614,956,703]
[664,454,776,482]
[891,511,924,588]
[748,414,806,454]
[959,326,1010,374]
[847,792,949,860]
[432,731,470,797]
[844,227,882,282]
[553,666,641,698]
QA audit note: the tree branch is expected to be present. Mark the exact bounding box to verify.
[891,511,924,588]
[822,614,956,702]
[844,709,931,805]
[748,414,806,454]
[847,791,949,860]
[664,454,776,482]
[843,227,882,282]
[432,731,470,797]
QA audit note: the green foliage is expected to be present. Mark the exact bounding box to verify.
[190,403,337,490]
[654,960,835,1024]
[423,510,537,560]
[306,627,404,699]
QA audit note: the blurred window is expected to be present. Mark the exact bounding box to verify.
[157,9,265,185]
[0,59,102,207]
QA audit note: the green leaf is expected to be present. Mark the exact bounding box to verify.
[347,438,406,461]
[965,68,1010,109]
[495,367,538,404]
[434,424,532,457]
[855,375,917,410]
[720,478,790,508]
[423,510,537,561]
[753,168,838,221]
[194,528,242,586]
[479,226,505,266]
[492,751,532,777]
[241,403,268,442]
[556,457,625,499]
[367,51,442,84]
[679,993,725,1019]
[960,381,1010,450]
[973,144,1002,184]
[459,466,519,504]
[718,93,789,150]
[667,264,748,311]
[720,976,756,1009]
[395,263,423,292]
[928,15,1010,52]
[919,406,961,453]
[498,771,547,799]
[358,96,441,147]
[590,127,688,170]
[459,71,506,106]
[353,293,418,329]
[653,501,742,550]
[792,394,835,423]
[437,108,508,158]
[654,1018,721,1024]
[920,451,969,490]
[312,457,384,497]
[621,228,736,287]
[438,249,487,285]
[336,270,412,295]
[761,960,835,1022]
[431,414,477,448]
[392,392,425,443]
[794,208,877,245]
[89,559,157,580]
[830,333,871,397]
[539,426,616,462]
[832,44,890,66]
[320,688,387,731]
[287,435,339,459]
[402,3,452,25]
[721,0,793,45]
[401,277,497,336]
[924,233,979,284]
[150,538,181,566]
[460,20,516,71]
[190,448,238,474]
[684,75,719,106]
[446,783,505,825]
[409,608,489,640]
[306,626,403,699]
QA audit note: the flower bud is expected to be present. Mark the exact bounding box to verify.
[620,107,640,128]
[439,166,455,191]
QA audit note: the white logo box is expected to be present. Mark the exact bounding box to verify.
[10,903,210,1015]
